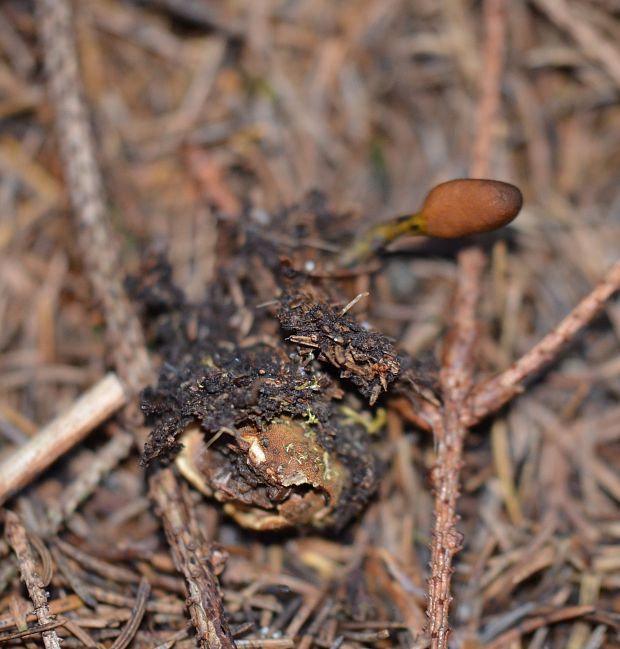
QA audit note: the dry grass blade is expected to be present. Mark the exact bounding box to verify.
[53,536,140,584]
[26,529,54,586]
[108,577,151,649]
[0,619,65,643]
[45,424,133,535]
[49,543,98,609]
[58,616,98,648]
[470,0,507,177]
[485,605,595,649]
[533,0,620,89]
[234,640,294,649]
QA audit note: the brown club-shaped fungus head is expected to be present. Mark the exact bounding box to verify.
[421,178,523,238]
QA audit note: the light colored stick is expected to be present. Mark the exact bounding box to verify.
[0,373,126,506]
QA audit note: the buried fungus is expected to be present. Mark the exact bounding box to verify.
[138,179,522,531]
[137,265,396,531]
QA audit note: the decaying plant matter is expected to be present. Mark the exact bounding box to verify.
[2,0,620,648]
[135,230,436,531]
[138,268,383,530]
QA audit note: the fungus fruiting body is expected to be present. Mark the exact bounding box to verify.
[342,178,523,266]
[176,418,349,531]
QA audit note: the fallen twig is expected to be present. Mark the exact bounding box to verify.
[425,247,486,648]
[424,1,507,646]
[151,468,235,649]
[0,620,65,643]
[36,0,151,404]
[0,595,83,631]
[36,2,235,647]
[0,373,126,506]
[465,258,620,425]
[4,510,61,649]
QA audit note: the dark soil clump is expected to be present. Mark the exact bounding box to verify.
[133,202,432,531]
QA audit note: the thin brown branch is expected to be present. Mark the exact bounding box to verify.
[0,373,126,506]
[4,510,61,649]
[36,0,152,400]
[151,467,236,649]
[465,258,620,425]
[36,3,234,647]
[470,0,507,178]
[425,247,486,649]
[424,0,507,645]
